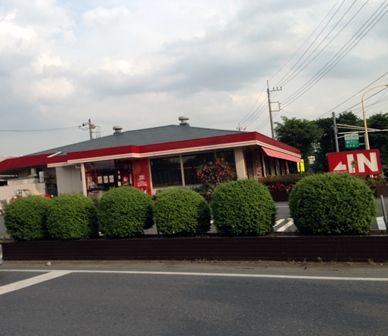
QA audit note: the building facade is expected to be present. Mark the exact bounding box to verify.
[0,120,301,198]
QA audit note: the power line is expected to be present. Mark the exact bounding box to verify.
[351,91,388,113]
[237,92,267,127]
[282,1,388,108]
[318,71,388,118]
[237,1,343,129]
[279,0,366,87]
[0,126,79,133]
[271,0,345,84]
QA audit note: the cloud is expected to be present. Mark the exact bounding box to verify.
[32,77,75,100]
[0,0,387,156]
[83,6,130,25]
[0,14,37,54]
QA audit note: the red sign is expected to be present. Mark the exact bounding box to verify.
[327,149,382,176]
[132,158,152,195]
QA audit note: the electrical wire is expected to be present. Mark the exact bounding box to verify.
[0,126,80,133]
[282,1,388,108]
[237,1,343,129]
[318,71,388,118]
[279,0,367,87]
[271,0,345,84]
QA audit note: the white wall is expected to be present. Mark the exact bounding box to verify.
[0,179,46,206]
[56,166,83,194]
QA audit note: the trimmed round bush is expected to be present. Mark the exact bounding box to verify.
[289,173,376,235]
[46,194,97,240]
[98,187,153,238]
[211,179,276,235]
[4,196,51,240]
[154,187,211,235]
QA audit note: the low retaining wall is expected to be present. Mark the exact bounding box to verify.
[2,235,388,262]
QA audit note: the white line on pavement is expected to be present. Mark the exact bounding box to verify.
[0,271,71,296]
[1,269,388,282]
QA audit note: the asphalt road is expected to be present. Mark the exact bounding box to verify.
[1,262,388,335]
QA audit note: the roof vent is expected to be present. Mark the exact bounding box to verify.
[113,126,123,134]
[178,116,190,126]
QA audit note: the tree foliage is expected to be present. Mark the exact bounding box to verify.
[368,113,388,168]
[4,196,51,241]
[211,179,276,236]
[98,187,153,238]
[46,194,97,240]
[289,173,376,235]
[154,187,210,235]
[275,117,323,160]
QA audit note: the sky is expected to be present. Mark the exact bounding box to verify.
[0,0,387,156]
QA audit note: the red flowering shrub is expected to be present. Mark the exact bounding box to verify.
[196,158,236,200]
[259,174,308,193]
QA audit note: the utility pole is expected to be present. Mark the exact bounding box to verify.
[80,119,96,140]
[267,80,282,138]
[332,112,339,152]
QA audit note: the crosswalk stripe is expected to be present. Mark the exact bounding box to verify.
[0,271,71,296]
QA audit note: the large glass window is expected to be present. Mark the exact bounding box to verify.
[150,150,237,189]
[182,152,214,185]
[183,150,236,186]
[216,150,236,167]
[85,160,116,193]
[150,157,182,188]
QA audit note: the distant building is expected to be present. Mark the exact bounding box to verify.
[0,118,301,197]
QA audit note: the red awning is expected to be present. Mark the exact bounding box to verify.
[262,147,300,162]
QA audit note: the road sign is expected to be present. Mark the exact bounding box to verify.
[327,149,382,176]
[344,133,359,149]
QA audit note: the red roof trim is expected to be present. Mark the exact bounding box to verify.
[0,132,300,172]
[0,154,52,172]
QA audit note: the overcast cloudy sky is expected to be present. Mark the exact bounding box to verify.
[0,0,387,156]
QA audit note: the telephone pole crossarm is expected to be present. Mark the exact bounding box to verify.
[267,80,282,139]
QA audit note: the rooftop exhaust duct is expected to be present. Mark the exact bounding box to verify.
[178,116,190,126]
[113,126,123,134]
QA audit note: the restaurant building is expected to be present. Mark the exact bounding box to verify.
[0,118,301,197]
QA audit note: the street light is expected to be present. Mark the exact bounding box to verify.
[361,84,388,150]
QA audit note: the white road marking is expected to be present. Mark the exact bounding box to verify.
[0,271,71,296]
[1,269,388,282]
[277,219,297,232]
[376,217,386,230]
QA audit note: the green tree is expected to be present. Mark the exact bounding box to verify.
[275,117,323,160]
[368,113,388,167]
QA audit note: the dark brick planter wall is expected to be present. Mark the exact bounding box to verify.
[3,235,388,262]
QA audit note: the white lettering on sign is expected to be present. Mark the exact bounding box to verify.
[357,152,378,173]
[333,161,347,171]
[331,151,380,174]
[328,149,381,176]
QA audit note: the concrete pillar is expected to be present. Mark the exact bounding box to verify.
[55,166,83,195]
[234,148,247,180]
[80,163,87,196]
[261,151,267,177]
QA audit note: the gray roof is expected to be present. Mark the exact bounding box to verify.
[36,124,243,155]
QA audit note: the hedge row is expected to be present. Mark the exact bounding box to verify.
[3,173,377,240]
